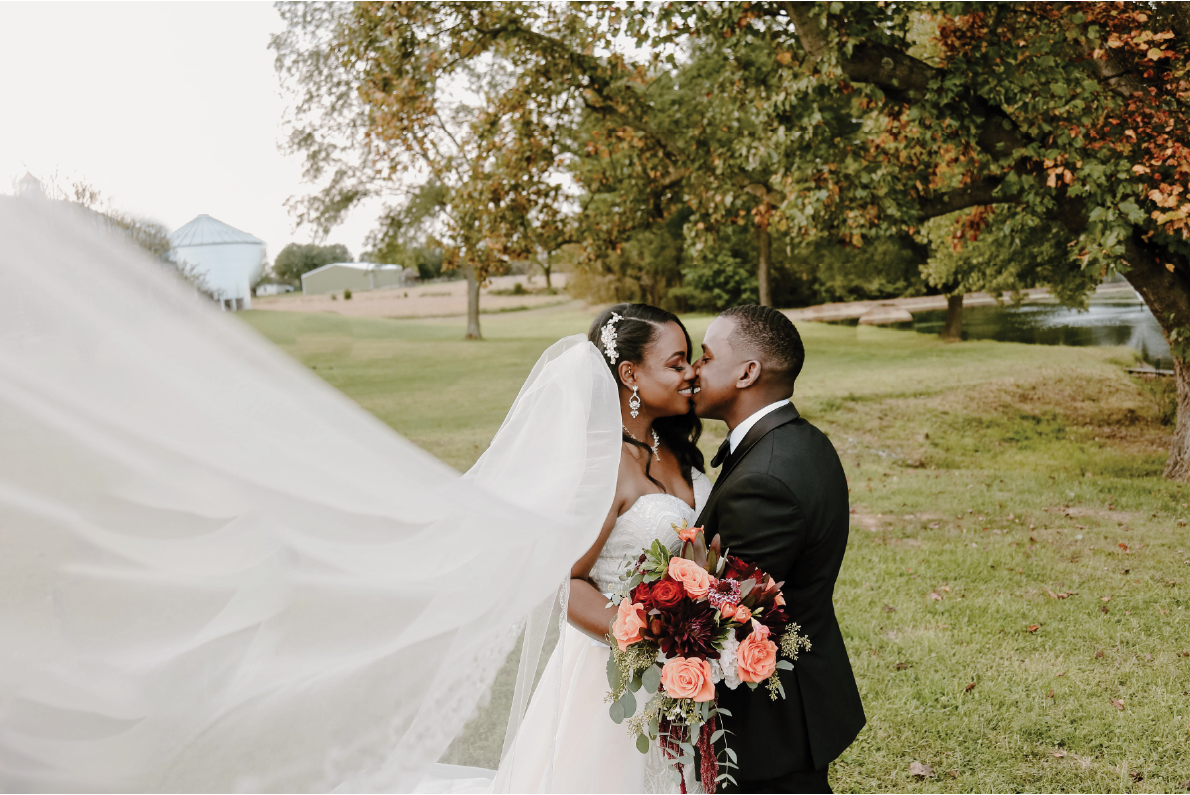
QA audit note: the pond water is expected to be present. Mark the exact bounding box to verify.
[909,290,1173,369]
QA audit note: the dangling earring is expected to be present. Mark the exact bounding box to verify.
[628,385,641,419]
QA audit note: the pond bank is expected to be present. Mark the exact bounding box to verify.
[782,283,1131,323]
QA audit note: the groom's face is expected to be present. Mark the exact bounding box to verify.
[691,316,743,421]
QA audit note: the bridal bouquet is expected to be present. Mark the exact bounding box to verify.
[605,522,811,792]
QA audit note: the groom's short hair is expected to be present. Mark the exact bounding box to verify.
[720,305,805,386]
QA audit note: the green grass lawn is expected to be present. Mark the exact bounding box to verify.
[240,306,1189,793]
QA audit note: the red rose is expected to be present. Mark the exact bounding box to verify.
[651,579,685,610]
[631,581,654,610]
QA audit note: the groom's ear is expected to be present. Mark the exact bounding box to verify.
[735,360,762,389]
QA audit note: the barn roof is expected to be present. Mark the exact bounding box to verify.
[170,214,263,247]
[301,262,401,277]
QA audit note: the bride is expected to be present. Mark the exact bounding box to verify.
[496,304,711,794]
[0,199,702,792]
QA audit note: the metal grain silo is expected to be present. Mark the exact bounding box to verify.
[169,215,266,309]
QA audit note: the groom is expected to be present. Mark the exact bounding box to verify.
[691,305,864,794]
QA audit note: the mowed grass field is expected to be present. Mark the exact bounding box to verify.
[240,305,1190,793]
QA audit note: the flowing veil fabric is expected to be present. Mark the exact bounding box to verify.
[0,197,620,792]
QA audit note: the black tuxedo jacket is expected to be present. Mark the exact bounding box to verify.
[696,402,865,781]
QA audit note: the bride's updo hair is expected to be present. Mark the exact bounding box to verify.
[588,303,705,487]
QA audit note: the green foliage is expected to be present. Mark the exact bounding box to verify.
[797,236,929,304]
[921,210,1091,304]
[273,243,352,284]
[671,250,758,313]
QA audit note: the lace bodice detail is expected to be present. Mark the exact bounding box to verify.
[589,470,712,594]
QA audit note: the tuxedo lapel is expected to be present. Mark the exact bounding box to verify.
[707,402,800,497]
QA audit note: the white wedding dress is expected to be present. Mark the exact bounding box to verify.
[499,471,712,794]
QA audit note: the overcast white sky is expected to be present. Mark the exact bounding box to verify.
[0,1,375,261]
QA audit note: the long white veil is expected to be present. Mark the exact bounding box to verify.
[0,197,619,792]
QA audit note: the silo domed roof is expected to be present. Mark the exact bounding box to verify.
[170,214,263,247]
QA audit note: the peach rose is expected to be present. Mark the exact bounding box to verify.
[677,523,701,543]
[668,557,712,598]
[737,628,778,683]
[660,657,715,702]
[722,604,751,623]
[612,600,648,650]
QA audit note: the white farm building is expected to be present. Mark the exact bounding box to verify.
[170,215,266,310]
[300,262,410,295]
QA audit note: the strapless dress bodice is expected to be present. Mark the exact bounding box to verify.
[589,469,712,594]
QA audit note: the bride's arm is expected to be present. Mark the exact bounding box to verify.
[566,498,625,643]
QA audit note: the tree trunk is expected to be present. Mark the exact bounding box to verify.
[543,250,552,290]
[464,263,482,340]
[1168,358,1190,481]
[757,223,772,307]
[1121,235,1190,480]
[941,294,963,342]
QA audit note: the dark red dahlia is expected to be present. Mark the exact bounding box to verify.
[758,603,789,634]
[655,599,721,660]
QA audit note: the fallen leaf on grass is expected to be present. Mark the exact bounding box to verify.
[947,769,958,778]
[1110,698,1125,710]
[1100,605,1110,613]
[1045,588,1077,599]
[1052,750,1067,758]
[1048,690,1055,698]
[882,604,896,613]
[1179,778,1190,791]
[1095,650,1105,658]
[894,662,912,671]
[1129,770,1144,782]
[928,591,942,601]
[909,762,934,778]
[1118,542,1129,551]
[1027,623,1041,633]
[965,681,977,692]
[1101,595,1112,602]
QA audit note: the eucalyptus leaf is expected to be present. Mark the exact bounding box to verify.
[711,729,725,743]
[776,659,794,670]
[617,689,637,719]
[627,674,642,693]
[725,746,738,763]
[642,665,662,694]
[607,653,622,690]
[609,700,625,724]
[636,734,651,754]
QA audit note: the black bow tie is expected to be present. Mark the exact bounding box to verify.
[710,438,732,469]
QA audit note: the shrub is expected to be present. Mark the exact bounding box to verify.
[670,251,758,312]
[344,289,353,300]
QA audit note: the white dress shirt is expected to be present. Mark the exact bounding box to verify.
[728,399,790,454]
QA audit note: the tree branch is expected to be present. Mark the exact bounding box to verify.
[782,2,1027,159]
[918,178,1017,219]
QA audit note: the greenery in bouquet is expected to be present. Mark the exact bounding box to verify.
[603,522,811,792]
